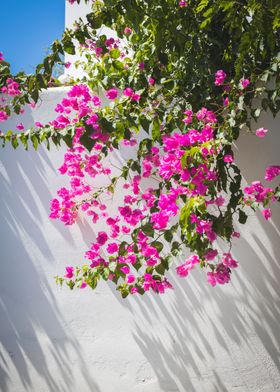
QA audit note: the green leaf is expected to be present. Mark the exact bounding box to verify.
[151,241,164,253]
[88,276,98,290]
[80,124,95,151]
[11,137,19,149]
[31,134,39,150]
[133,262,142,271]
[118,241,128,256]
[152,119,161,141]
[112,60,124,70]
[141,223,154,237]
[140,117,150,134]
[102,268,110,281]
[238,210,248,224]
[164,230,173,243]
[196,0,209,13]
[155,263,166,275]
[171,241,181,256]
[86,12,102,29]
[110,49,121,59]
[62,35,75,55]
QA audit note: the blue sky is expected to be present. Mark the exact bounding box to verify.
[0,0,65,74]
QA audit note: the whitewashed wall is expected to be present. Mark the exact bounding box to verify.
[0,2,280,391]
[1,86,280,392]
[64,0,115,79]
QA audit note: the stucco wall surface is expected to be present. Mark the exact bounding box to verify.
[0,83,280,392]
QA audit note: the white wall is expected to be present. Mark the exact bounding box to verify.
[0,84,280,392]
[65,0,91,28]
[64,0,91,78]
[64,1,115,80]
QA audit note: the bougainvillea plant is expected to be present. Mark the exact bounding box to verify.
[0,0,280,297]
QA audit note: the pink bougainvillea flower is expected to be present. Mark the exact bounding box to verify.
[65,61,71,69]
[0,111,8,122]
[179,1,187,5]
[80,281,87,289]
[0,52,4,61]
[131,93,141,101]
[222,253,238,268]
[215,263,231,285]
[148,77,155,85]
[223,154,233,163]
[241,78,250,88]
[138,62,145,70]
[106,88,118,100]
[207,265,232,287]
[223,96,229,106]
[120,266,130,275]
[176,255,200,278]
[264,165,280,181]
[207,272,216,287]
[123,87,134,97]
[214,70,227,86]
[127,274,135,283]
[16,123,24,131]
[124,27,132,35]
[122,226,131,234]
[183,109,193,124]
[215,196,225,206]
[64,266,74,279]
[92,95,102,106]
[35,121,43,128]
[151,211,169,229]
[256,127,268,138]
[176,263,190,277]
[106,242,118,254]
[96,231,109,245]
[262,208,271,220]
[205,249,218,261]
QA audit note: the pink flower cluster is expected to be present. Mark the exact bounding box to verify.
[190,214,217,242]
[50,142,112,225]
[256,127,268,138]
[106,88,118,100]
[244,181,274,203]
[215,70,227,86]
[81,35,125,59]
[48,70,279,295]
[240,78,250,89]
[82,226,173,294]
[176,255,200,277]
[1,78,21,96]
[123,87,141,101]
[207,264,230,287]
[0,110,9,123]
[177,251,238,287]
[244,180,277,220]
[265,165,280,181]
[124,27,132,35]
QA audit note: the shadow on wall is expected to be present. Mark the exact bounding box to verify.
[108,113,280,391]
[0,106,100,391]
[0,99,279,391]
[108,210,280,391]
